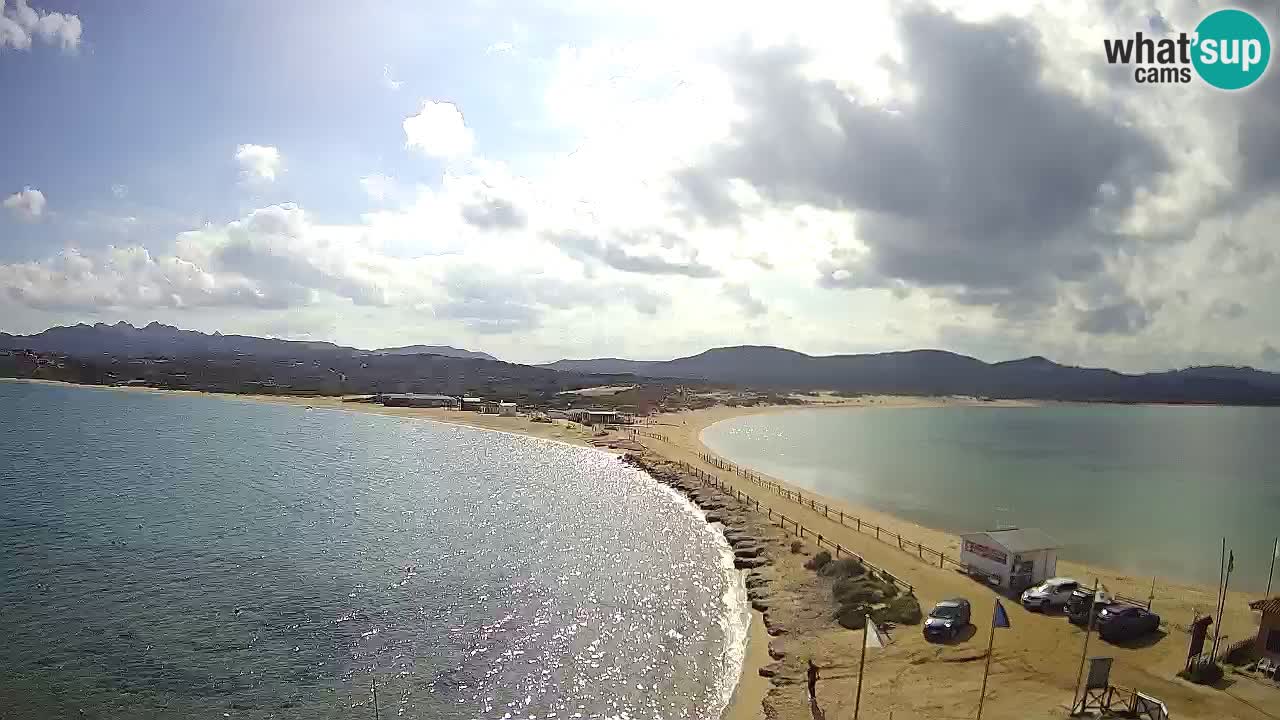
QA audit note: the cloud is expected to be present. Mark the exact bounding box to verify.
[404,101,474,159]
[1206,298,1246,321]
[1264,344,1279,368]
[235,144,283,183]
[111,184,128,199]
[436,266,594,334]
[1075,297,1158,336]
[0,0,82,51]
[382,64,403,91]
[722,282,767,317]
[485,42,514,55]
[359,174,397,203]
[549,229,720,278]
[677,8,1166,316]
[3,186,45,221]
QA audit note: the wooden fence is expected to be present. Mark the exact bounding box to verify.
[692,451,968,573]
[674,460,915,595]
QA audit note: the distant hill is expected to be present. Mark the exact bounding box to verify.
[375,345,498,361]
[0,321,360,361]
[542,345,1280,405]
[0,322,598,400]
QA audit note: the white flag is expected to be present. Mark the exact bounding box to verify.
[865,617,886,649]
[1273,537,1278,560]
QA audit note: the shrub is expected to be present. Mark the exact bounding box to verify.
[1178,661,1223,685]
[790,540,804,554]
[818,557,866,579]
[833,578,890,606]
[804,550,832,571]
[835,602,874,630]
[874,594,923,625]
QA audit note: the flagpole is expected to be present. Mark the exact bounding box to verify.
[854,615,869,720]
[976,611,998,720]
[1212,547,1233,660]
[1071,579,1099,713]
[1266,537,1278,599]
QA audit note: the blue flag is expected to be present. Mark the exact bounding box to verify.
[993,600,1011,629]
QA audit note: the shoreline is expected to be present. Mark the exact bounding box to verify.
[663,402,1264,629]
[7,378,1274,718]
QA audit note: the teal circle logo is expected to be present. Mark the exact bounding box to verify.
[1192,9,1271,90]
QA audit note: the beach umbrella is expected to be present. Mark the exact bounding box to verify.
[853,615,889,720]
[976,600,1011,720]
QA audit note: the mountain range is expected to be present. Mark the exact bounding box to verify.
[542,345,1280,404]
[4,323,1280,404]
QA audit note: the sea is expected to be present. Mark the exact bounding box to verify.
[0,380,749,720]
[702,404,1280,592]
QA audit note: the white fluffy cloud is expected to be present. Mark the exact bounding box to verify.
[0,0,81,51]
[3,186,46,221]
[4,0,1280,369]
[234,144,283,183]
[403,101,474,159]
[382,64,403,91]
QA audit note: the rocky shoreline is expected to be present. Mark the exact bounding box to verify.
[623,452,838,717]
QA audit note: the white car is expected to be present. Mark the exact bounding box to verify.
[1020,577,1080,611]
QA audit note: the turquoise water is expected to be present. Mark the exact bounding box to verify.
[0,381,747,719]
[701,404,1280,591]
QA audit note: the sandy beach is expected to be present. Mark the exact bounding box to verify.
[8,379,1274,718]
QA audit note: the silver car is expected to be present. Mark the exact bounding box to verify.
[1020,577,1079,611]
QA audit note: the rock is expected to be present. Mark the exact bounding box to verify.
[768,642,786,660]
[763,613,787,636]
[745,574,770,589]
[734,556,769,570]
[705,513,724,524]
[758,666,777,678]
[803,550,832,571]
[747,587,769,602]
[734,546,762,559]
[752,600,770,612]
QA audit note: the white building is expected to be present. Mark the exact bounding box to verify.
[498,401,517,417]
[958,528,1060,594]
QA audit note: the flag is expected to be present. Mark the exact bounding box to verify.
[865,616,887,649]
[1228,550,1234,574]
[1273,538,1278,560]
[993,600,1011,629]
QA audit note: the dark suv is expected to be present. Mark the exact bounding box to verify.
[1096,604,1161,642]
[923,598,971,642]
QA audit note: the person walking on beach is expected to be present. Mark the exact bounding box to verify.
[806,657,819,699]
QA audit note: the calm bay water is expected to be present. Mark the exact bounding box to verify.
[0,381,747,719]
[702,404,1280,591]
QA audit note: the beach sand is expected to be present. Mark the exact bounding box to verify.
[8,379,1273,718]
[642,401,1273,720]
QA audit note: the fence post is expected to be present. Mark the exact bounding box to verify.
[857,518,861,532]
[876,526,880,540]
[839,510,845,525]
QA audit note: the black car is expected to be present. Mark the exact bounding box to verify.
[923,598,971,642]
[1096,604,1161,642]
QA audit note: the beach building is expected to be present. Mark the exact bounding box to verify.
[959,528,1060,594]
[460,397,484,411]
[568,408,621,426]
[380,393,460,409]
[1249,597,1280,665]
[498,401,517,417]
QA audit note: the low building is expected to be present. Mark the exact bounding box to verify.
[498,401,517,417]
[460,396,484,411]
[568,408,622,426]
[959,528,1060,594]
[1249,597,1280,664]
[480,400,501,414]
[380,393,460,409]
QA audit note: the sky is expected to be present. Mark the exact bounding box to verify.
[2,0,1279,370]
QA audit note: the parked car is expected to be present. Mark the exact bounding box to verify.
[1096,605,1161,642]
[1020,577,1080,611]
[923,598,971,642]
[1065,588,1113,626]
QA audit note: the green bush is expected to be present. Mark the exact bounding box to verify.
[1178,662,1224,685]
[833,578,890,605]
[818,557,866,579]
[804,550,832,571]
[874,595,923,625]
[835,602,874,630]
